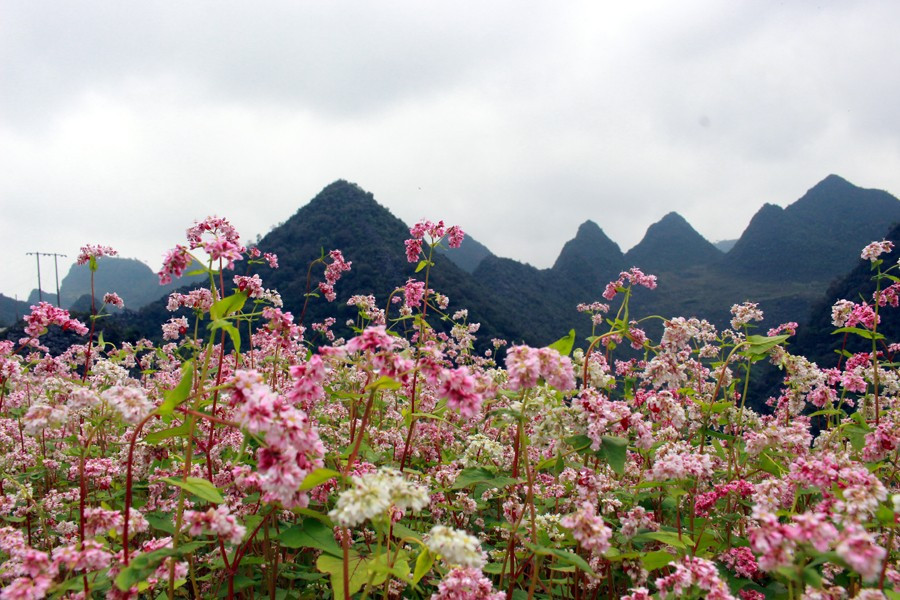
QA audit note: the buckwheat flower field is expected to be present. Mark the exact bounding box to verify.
[2,218,899,599]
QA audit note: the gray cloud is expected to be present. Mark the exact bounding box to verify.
[3,0,900,301]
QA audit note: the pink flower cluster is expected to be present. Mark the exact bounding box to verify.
[76,244,118,265]
[183,505,246,546]
[229,370,325,508]
[404,278,427,308]
[288,355,326,411]
[654,556,735,600]
[248,246,279,268]
[158,216,246,284]
[167,288,214,312]
[158,245,192,285]
[602,268,657,300]
[404,219,464,263]
[103,292,125,309]
[430,566,506,600]
[719,546,760,579]
[342,325,414,380]
[694,479,754,517]
[437,366,482,419]
[730,301,764,329]
[560,501,612,554]
[22,302,89,340]
[187,215,245,268]
[748,510,886,576]
[861,239,894,262]
[318,249,352,302]
[505,345,576,391]
[162,317,189,340]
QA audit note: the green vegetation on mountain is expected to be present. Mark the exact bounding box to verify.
[624,212,722,273]
[551,220,624,290]
[721,174,900,281]
[7,175,900,358]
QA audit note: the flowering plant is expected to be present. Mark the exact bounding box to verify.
[1,222,899,600]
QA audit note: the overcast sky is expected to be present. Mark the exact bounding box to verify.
[3,1,900,302]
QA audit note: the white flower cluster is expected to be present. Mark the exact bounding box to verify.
[425,525,486,568]
[459,433,506,467]
[329,467,429,527]
[101,385,154,424]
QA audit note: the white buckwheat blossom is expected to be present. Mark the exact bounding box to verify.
[329,467,429,527]
[425,525,487,568]
[101,385,154,424]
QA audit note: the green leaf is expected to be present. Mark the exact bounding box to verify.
[365,550,411,584]
[412,548,435,585]
[278,518,342,557]
[298,468,341,491]
[744,334,790,356]
[115,541,209,590]
[452,467,521,490]
[316,551,388,599]
[633,531,692,549]
[158,360,194,416]
[802,566,823,588]
[144,512,176,534]
[641,550,674,571]
[832,326,885,341]
[565,434,594,453]
[209,290,248,320]
[391,521,423,543]
[547,329,576,357]
[415,260,428,273]
[546,548,595,575]
[844,424,869,451]
[366,375,403,391]
[758,452,785,476]
[208,319,241,355]
[597,436,628,475]
[144,422,192,444]
[160,476,224,504]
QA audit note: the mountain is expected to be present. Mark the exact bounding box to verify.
[0,294,30,328]
[624,212,722,273]
[54,257,207,311]
[11,175,900,361]
[795,220,900,368]
[249,180,563,346]
[436,235,493,273]
[551,220,624,291]
[721,175,900,281]
[714,239,738,253]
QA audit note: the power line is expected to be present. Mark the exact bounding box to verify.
[25,252,67,307]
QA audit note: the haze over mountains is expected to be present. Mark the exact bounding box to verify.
[3,175,900,355]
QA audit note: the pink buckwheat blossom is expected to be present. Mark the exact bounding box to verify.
[77,244,118,265]
[861,240,894,262]
[654,556,735,600]
[505,345,575,391]
[602,268,657,300]
[560,501,612,554]
[22,302,89,339]
[183,505,246,546]
[102,292,124,309]
[430,567,505,600]
[437,366,483,418]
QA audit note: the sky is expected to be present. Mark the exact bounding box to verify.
[3,1,900,302]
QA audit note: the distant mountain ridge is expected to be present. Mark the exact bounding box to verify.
[721,174,900,281]
[551,220,624,289]
[6,175,900,354]
[624,212,722,273]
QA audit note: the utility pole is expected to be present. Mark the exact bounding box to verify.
[25,252,67,306]
[48,253,66,307]
[26,252,43,303]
